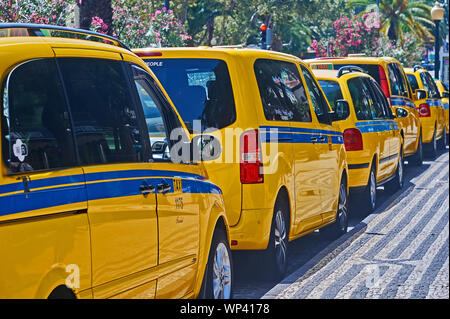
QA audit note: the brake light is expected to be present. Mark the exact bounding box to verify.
[135,51,163,57]
[343,128,363,151]
[418,103,431,117]
[379,65,390,98]
[240,129,263,184]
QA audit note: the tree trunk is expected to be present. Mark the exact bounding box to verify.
[78,0,113,35]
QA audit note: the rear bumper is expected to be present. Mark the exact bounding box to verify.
[229,208,273,250]
[347,162,370,189]
[420,117,436,144]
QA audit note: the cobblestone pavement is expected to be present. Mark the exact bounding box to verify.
[233,148,449,299]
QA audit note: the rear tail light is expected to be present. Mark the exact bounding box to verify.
[343,128,363,151]
[240,129,263,184]
[418,103,431,117]
[379,65,390,98]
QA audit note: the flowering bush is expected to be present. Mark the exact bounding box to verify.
[0,0,75,25]
[102,1,191,48]
[311,12,424,66]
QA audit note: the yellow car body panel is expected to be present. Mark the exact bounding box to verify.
[0,34,228,299]
[435,80,449,133]
[133,47,348,250]
[405,68,446,143]
[312,69,402,190]
[306,57,421,158]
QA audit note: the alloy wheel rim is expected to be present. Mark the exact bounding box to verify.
[370,171,376,209]
[398,155,403,187]
[338,184,348,232]
[212,242,232,299]
[274,210,287,269]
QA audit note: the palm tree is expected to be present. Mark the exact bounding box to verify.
[347,0,434,44]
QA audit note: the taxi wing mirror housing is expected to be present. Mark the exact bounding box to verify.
[330,99,350,121]
[191,134,222,162]
[415,89,427,100]
[396,107,408,118]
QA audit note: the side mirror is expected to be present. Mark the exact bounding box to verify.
[191,134,222,162]
[443,91,449,98]
[415,89,427,100]
[330,99,350,121]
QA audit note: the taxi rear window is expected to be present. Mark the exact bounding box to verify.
[146,58,236,133]
[335,64,380,84]
[318,80,343,111]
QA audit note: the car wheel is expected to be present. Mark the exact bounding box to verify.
[438,127,447,150]
[386,151,404,192]
[410,133,423,166]
[262,196,289,281]
[361,164,377,214]
[199,228,233,299]
[321,178,348,239]
[428,127,438,158]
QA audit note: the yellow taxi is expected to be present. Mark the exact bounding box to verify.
[312,66,404,212]
[405,66,446,156]
[306,57,423,166]
[0,24,232,299]
[435,79,449,144]
[133,46,349,280]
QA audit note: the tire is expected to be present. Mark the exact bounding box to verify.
[410,133,423,166]
[261,195,289,281]
[386,151,404,192]
[361,164,377,214]
[438,126,447,150]
[427,127,438,158]
[199,228,233,299]
[321,178,348,239]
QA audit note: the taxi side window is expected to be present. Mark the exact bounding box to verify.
[407,74,419,92]
[366,78,390,119]
[2,59,76,173]
[393,64,409,98]
[131,65,180,162]
[347,77,373,121]
[254,59,312,122]
[58,58,148,165]
[370,78,394,118]
[301,65,331,124]
[421,72,440,99]
[388,63,404,97]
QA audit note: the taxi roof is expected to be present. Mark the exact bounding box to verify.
[305,56,400,65]
[133,46,303,63]
[311,68,369,81]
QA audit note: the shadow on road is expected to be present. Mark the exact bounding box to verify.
[232,147,448,299]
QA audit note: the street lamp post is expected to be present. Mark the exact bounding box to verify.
[164,0,170,10]
[431,2,445,79]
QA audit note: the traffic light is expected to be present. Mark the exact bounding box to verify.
[260,24,267,49]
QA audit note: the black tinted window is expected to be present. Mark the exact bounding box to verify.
[367,77,392,119]
[318,80,343,111]
[58,58,147,165]
[2,59,76,173]
[147,59,236,133]
[421,72,440,98]
[254,59,312,122]
[301,66,330,123]
[347,77,373,121]
[335,64,380,83]
[407,74,419,92]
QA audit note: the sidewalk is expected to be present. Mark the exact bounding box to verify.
[263,151,449,299]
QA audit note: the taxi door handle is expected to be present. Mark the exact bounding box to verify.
[310,136,318,143]
[157,183,171,194]
[140,183,155,196]
[319,136,327,142]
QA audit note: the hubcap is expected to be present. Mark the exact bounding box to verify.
[398,155,403,187]
[212,242,232,299]
[338,184,348,232]
[274,210,287,269]
[370,171,376,209]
